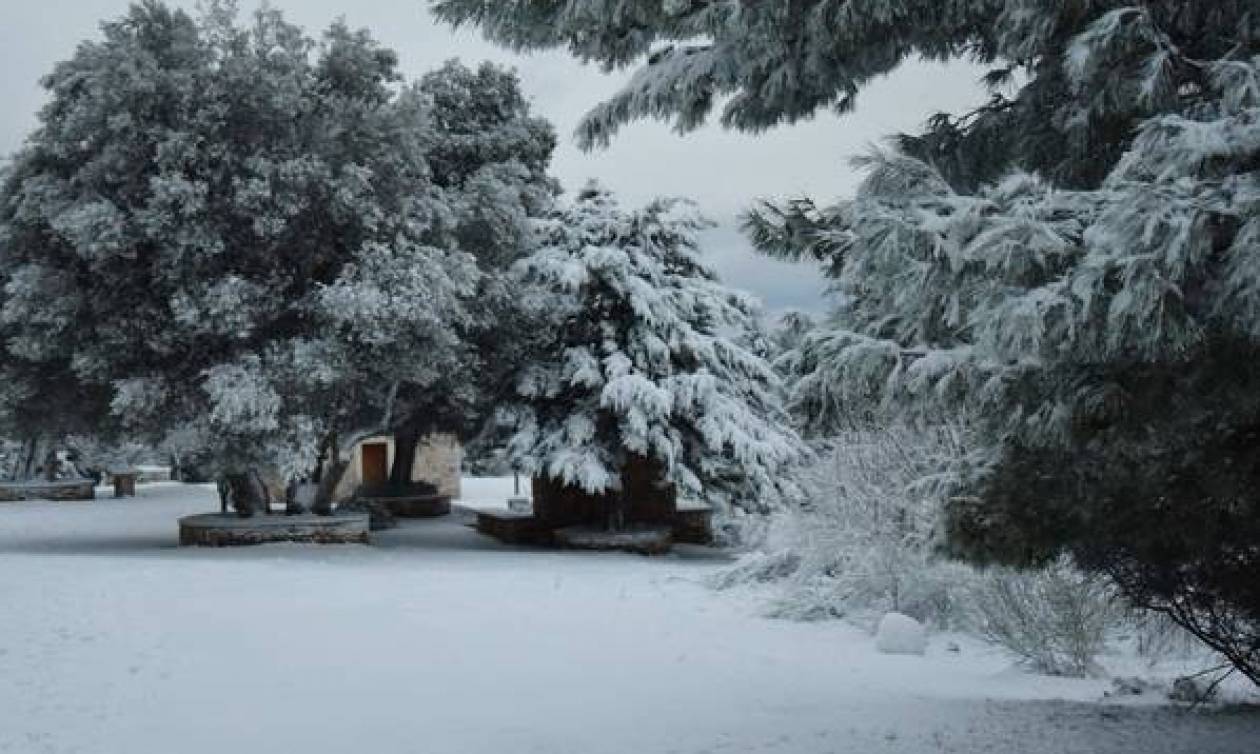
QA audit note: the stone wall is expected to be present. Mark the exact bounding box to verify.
[414,434,462,498]
[0,479,96,502]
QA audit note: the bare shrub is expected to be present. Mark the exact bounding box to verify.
[1126,610,1204,665]
[714,422,978,626]
[969,559,1120,677]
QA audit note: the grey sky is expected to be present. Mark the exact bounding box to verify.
[0,0,988,317]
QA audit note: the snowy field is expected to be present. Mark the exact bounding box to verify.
[1,480,1258,754]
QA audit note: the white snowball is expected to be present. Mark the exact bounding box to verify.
[875,612,928,656]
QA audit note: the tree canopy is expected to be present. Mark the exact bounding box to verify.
[0,1,556,507]
[432,1,1256,188]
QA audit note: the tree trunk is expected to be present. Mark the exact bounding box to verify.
[221,472,265,518]
[21,436,39,480]
[251,469,272,516]
[310,432,343,516]
[389,425,422,491]
[42,446,59,482]
[284,480,302,515]
[608,490,628,532]
[607,451,629,532]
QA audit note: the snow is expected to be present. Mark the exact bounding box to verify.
[0,479,1257,754]
[455,475,531,513]
[875,612,928,656]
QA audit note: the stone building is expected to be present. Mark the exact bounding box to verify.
[333,433,462,503]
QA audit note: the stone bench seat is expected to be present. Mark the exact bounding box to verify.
[473,509,552,545]
[0,479,96,502]
[553,524,673,555]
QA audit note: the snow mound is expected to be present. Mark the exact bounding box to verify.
[875,612,928,656]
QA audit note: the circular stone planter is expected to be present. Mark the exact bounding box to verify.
[361,494,452,519]
[179,512,370,547]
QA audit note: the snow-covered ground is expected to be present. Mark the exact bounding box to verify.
[1,480,1257,754]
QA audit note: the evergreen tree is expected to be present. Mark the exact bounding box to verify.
[0,2,554,513]
[306,59,558,495]
[435,2,1260,680]
[432,1,1254,187]
[767,310,816,361]
[500,184,803,524]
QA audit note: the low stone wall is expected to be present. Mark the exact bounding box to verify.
[553,525,673,556]
[179,512,370,547]
[0,479,96,502]
[335,500,398,531]
[371,494,452,519]
[475,509,552,545]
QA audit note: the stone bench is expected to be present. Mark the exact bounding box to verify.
[109,470,138,498]
[0,478,96,502]
[553,524,674,555]
[474,509,553,545]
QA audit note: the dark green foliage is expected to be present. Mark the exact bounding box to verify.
[955,365,1260,684]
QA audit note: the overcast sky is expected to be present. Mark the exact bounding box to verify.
[0,0,988,317]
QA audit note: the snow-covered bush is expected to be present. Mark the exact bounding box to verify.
[968,559,1120,678]
[714,423,976,627]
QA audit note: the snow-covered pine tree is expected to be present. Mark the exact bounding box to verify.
[436,2,1260,681]
[767,310,816,362]
[431,1,1252,185]
[500,184,803,529]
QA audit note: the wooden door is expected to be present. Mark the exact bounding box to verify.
[360,443,389,490]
